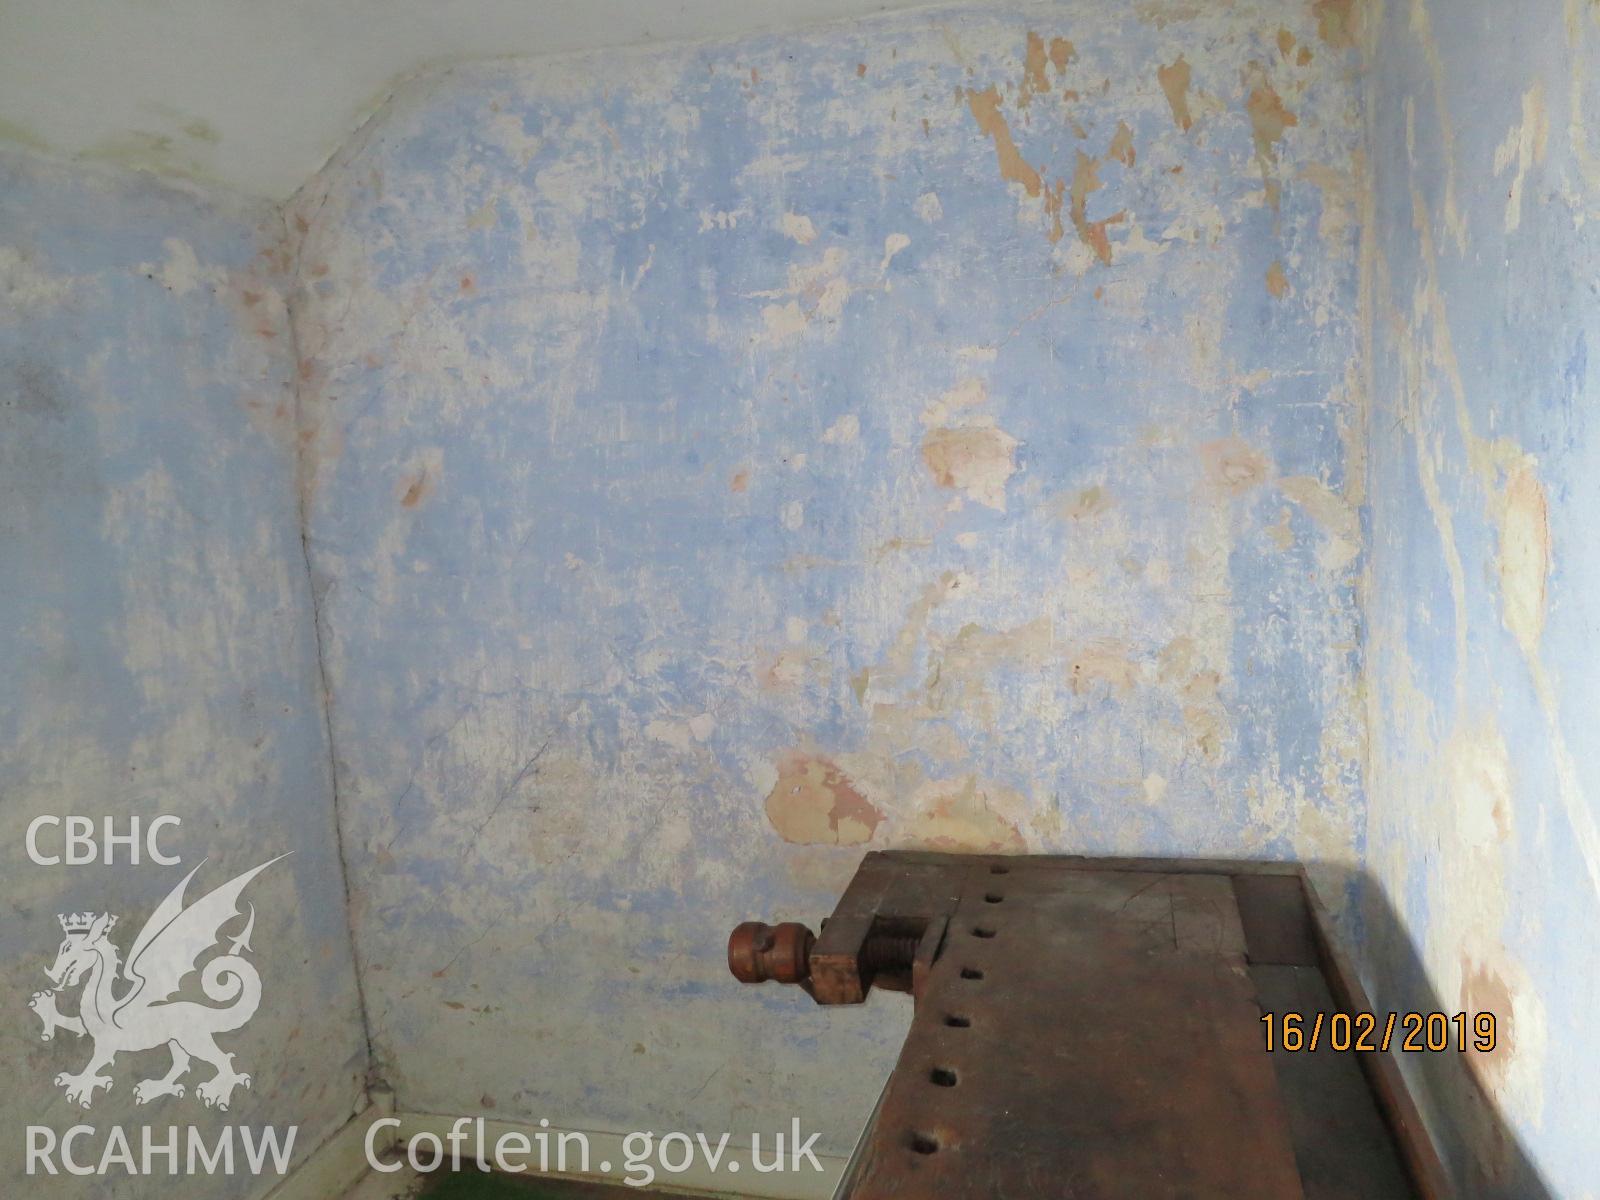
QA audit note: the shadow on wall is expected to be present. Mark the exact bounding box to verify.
[1314,864,1556,1200]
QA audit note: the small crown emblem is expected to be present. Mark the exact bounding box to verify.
[58,912,114,934]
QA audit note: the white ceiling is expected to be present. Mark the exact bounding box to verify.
[0,0,934,200]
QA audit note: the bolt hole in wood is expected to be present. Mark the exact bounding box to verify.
[929,1067,958,1087]
[960,967,985,980]
[971,927,996,938]
[909,1133,940,1155]
[944,1014,971,1027]
[989,864,1009,874]
[984,892,1004,903]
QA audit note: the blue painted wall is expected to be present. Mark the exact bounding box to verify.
[289,2,1368,1151]
[1363,0,1600,1193]
[0,148,368,1197]
[7,0,1596,1190]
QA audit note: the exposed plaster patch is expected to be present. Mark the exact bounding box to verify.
[0,245,72,313]
[921,377,987,426]
[1020,32,1051,106]
[138,237,214,295]
[755,246,854,344]
[1158,56,1194,132]
[879,232,911,275]
[964,85,1065,244]
[1108,121,1137,167]
[821,412,860,444]
[400,469,433,508]
[1201,437,1272,494]
[1266,260,1289,298]
[1063,484,1112,521]
[1493,82,1549,232]
[1409,0,1469,251]
[1301,163,1356,252]
[921,425,1020,510]
[1244,65,1299,208]
[779,212,817,244]
[1069,151,1125,264]
[698,208,744,232]
[1279,475,1360,572]
[1312,0,1360,48]
[764,753,883,845]
[1498,465,1550,659]
[1068,640,1142,696]
[907,775,1026,851]
[466,196,499,231]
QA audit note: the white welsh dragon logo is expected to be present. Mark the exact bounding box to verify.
[27,856,286,1111]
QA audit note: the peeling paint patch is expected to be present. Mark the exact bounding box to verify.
[921,425,1020,509]
[1312,0,1360,49]
[764,753,883,844]
[908,776,1025,851]
[1244,66,1299,205]
[401,469,433,508]
[821,412,859,444]
[272,13,1371,1156]
[921,377,987,426]
[1499,465,1550,659]
[1108,121,1137,167]
[138,237,210,295]
[0,245,72,312]
[1493,82,1549,232]
[1069,151,1124,264]
[1279,475,1359,571]
[964,85,1065,243]
[879,232,911,274]
[1266,260,1289,298]
[1158,56,1194,132]
[779,212,818,244]
[1020,32,1052,105]
[1068,640,1141,695]
[1063,484,1112,520]
[1201,438,1272,494]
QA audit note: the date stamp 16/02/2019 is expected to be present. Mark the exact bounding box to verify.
[1261,1011,1498,1053]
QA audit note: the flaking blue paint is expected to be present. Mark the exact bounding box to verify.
[1363,0,1600,1193]
[289,2,1367,1151]
[0,148,368,1197]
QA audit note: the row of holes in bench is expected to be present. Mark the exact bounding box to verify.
[910,862,1009,1157]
